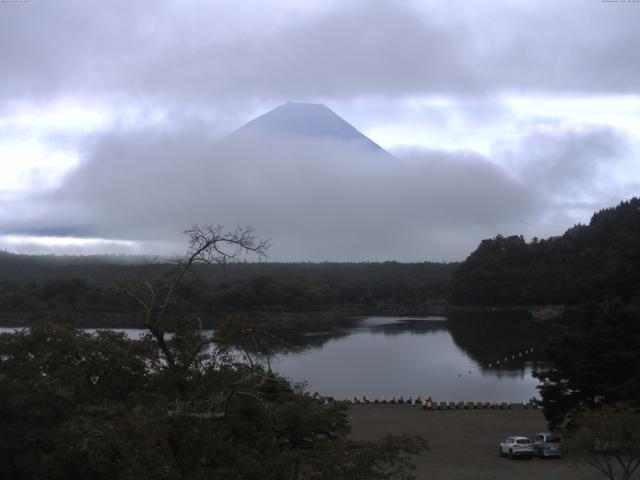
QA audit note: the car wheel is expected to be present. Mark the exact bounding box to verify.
[508,450,513,460]
[538,449,544,459]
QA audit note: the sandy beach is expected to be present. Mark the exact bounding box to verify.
[349,405,604,480]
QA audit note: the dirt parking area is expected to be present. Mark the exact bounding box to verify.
[348,405,604,480]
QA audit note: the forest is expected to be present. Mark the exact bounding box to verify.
[449,197,640,306]
[0,256,454,326]
[5,197,638,323]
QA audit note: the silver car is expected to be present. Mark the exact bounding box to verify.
[532,432,561,458]
[498,436,535,459]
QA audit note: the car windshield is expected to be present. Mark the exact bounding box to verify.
[516,439,530,444]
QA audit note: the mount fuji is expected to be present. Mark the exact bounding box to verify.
[223,102,393,158]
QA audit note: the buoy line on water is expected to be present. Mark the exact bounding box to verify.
[487,346,535,368]
[342,395,539,410]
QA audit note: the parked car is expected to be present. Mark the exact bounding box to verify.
[532,432,561,458]
[498,436,535,459]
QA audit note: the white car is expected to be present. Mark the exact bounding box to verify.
[498,436,535,460]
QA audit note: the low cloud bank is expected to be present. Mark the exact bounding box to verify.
[4,117,633,261]
[12,128,540,261]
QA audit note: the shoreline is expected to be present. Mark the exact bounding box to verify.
[0,304,565,329]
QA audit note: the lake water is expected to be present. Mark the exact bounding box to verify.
[266,315,547,402]
[0,313,549,402]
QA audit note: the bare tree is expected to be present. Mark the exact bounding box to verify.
[566,407,640,480]
[118,224,269,369]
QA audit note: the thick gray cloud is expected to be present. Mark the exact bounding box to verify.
[5,107,635,260]
[1,0,639,110]
[36,125,539,261]
[498,124,631,196]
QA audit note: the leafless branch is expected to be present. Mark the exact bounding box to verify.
[115,223,268,370]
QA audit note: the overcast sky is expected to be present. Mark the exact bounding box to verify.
[1,0,639,261]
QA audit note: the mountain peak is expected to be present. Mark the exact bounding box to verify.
[228,102,389,155]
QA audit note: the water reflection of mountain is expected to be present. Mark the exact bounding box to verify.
[446,310,551,373]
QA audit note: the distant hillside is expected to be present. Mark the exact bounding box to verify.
[0,251,157,281]
[0,257,456,325]
[450,197,640,305]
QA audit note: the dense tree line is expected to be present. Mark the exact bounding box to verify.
[0,260,455,325]
[450,198,640,306]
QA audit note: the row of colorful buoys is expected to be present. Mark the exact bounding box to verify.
[422,400,516,410]
[487,347,535,368]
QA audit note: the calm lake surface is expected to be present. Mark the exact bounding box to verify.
[0,313,549,402]
[267,315,547,402]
